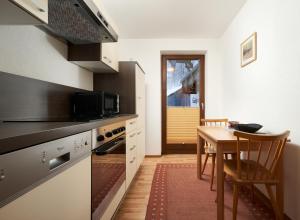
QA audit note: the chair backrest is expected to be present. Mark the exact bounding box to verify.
[201,118,228,126]
[234,130,290,181]
[201,119,228,148]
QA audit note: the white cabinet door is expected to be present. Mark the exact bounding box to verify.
[126,130,137,189]
[101,42,119,72]
[11,0,48,23]
[0,156,91,220]
[136,129,145,167]
[135,64,146,166]
[135,65,145,130]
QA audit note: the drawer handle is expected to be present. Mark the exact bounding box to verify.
[57,147,64,151]
[30,0,46,12]
[130,121,136,125]
[137,131,142,135]
[130,157,136,163]
[130,133,136,138]
[0,170,5,181]
[130,145,136,151]
[103,56,112,63]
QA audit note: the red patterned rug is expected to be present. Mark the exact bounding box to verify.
[146,163,275,220]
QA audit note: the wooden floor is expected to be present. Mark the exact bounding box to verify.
[114,154,201,220]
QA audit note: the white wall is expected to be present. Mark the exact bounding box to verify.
[119,39,223,155]
[0,26,93,90]
[220,0,300,218]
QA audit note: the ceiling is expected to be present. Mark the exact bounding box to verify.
[101,0,247,39]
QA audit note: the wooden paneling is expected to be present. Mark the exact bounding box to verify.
[167,107,200,144]
[93,62,139,114]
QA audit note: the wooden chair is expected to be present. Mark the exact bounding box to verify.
[225,130,290,220]
[201,118,231,190]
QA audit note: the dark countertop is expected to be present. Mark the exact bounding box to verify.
[0,114,137,155]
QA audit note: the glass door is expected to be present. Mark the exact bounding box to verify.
[161,55,205,154]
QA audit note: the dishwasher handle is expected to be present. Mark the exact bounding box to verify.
[49,152,70,171]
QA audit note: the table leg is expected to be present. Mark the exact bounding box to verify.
[276,155,284,219]
[197,132,202,179]
[217,144,224,220]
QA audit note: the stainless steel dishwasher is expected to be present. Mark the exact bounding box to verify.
[0,131,92,220]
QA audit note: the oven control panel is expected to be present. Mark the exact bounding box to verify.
[92,121,126,149]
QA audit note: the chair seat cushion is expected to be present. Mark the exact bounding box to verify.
[224,160,278,184]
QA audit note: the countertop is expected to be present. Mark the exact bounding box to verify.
[0,114,137,155]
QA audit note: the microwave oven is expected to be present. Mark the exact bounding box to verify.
[73,91,119,120]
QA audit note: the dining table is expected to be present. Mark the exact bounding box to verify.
[196,126,284,220]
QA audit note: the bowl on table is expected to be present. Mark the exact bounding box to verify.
[228,121,239,128]
[233,123,263,133]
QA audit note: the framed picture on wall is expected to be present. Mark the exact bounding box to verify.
[241,32,257,67]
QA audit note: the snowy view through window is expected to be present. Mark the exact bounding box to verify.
[167,59,200,107]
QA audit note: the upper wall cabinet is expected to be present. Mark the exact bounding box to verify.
[101,42,119,72]
[68,42,119,73]
[0,0,48,24]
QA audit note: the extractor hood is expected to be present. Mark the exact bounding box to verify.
[46,0,118,44]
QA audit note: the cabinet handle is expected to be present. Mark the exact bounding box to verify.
[130,133,136,138]
[30,0,46,12]
[57,146,64,151]
[130,121,136,125]
[0,170,5,181]
[103,56,112,63]
[130,157,136,163]
[130,145,136,151]
[137,131,142,135]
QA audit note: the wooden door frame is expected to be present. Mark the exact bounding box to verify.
[161,54,205,154]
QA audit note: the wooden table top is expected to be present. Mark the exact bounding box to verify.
[197,126,247,144]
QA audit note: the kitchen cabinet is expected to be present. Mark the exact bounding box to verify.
[0,0,48,24]
[101,42,119,72]
[125,118,145,188]
[68,42,119,73]
[94,61,146,115]
[136,128,145,168]
[135,64,146,131]
[94,62,146,187]
[126,119,138,188]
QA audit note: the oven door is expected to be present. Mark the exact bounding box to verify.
[91,134,125,220]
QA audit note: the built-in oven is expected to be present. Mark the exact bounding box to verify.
[91,121,126,220]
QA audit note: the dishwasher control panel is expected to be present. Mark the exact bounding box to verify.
[0,131,92,208]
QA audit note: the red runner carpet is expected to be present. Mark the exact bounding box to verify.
[146,163,275,220]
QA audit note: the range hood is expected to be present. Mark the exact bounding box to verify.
[46,0,118,44]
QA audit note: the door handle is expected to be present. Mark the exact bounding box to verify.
[201,102,205,111]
